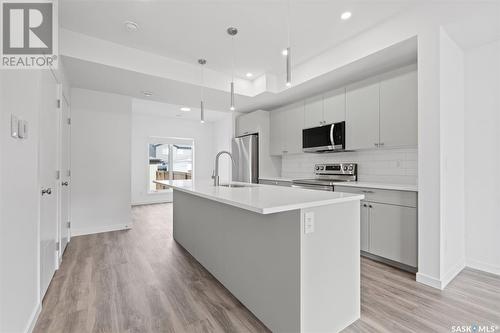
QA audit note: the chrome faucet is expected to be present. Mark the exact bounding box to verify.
[212,151,234,186]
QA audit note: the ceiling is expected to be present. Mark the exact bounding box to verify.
[60,0,412,79]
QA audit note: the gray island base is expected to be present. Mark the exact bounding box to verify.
[172,187,361,332]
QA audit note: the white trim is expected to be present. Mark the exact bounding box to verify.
[132,199,172,206]
[441,261,466,289]
[467,259,500,276]
[416,272,443,289]
[72,223,132,237]
[24,302,41,333]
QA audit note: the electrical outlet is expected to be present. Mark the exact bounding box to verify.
[304,211,315,234]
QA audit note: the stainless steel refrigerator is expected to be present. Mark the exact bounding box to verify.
[232,134,259,183]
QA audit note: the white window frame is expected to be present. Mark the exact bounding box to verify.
[147,136,195,195]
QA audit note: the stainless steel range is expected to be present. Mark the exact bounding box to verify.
[292,163,357,191]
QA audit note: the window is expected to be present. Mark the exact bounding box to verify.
[148,139,193,193]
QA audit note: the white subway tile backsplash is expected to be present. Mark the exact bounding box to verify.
[282,148,418,185]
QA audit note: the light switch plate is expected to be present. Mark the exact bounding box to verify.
[304,211,315,234]
[11,115,19,138]
[18,120,27,139]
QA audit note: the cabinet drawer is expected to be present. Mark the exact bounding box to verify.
[334,186,417,207]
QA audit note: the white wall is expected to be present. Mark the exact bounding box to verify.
[282,148,418,184]
[213,115,233,183]
[131,102,231,205]
[464,40,500,275]
[0,70,42,333]
[439,29,466,286]
[71,89,132,236]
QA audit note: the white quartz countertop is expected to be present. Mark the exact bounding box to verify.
[154,180,364,214]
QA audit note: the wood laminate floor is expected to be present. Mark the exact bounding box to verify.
[34,204,500,333]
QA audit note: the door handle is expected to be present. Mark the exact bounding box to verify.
[61,181,69,186]
[41,188,52,196]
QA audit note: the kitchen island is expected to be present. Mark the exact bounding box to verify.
[155,179,364,333]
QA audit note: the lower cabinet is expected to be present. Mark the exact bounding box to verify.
[367,202,417,268]
[337,185,418,271]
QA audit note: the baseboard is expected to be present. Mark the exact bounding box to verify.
[131,199,172,206]
[25,302,41,333]
[467,259,500,276]
[416,272,443,289]
[72,223,132,237]
[441,261,466,289]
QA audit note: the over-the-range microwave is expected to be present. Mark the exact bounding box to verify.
[302,121,346,153]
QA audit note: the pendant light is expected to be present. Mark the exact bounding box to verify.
[198,58,206,123]
[227,27,238,111]
[285,0,291,87]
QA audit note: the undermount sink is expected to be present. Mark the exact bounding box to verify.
[219,184,251,188]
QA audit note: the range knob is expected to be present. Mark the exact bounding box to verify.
[348,165,353,171]
[315,166,320,171]
[343,166,348,171]
[320,166,325,170]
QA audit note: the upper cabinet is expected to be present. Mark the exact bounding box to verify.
[304,97,324,128]
[236,111,261,137]
[266,65,417,155]
[346,79,380,150]
[379,69,418,148]
[323,88,346,124]
[304,88,346,128]
[270,102,304,155]
[346,66,418,150]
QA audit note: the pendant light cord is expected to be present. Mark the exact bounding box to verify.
[287,0,291,47]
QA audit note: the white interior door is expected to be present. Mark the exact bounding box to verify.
[39,70,59,298]
[58,93,71,260]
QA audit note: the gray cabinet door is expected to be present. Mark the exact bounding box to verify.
[304,96,323,128]
[360,202,370,252]
[379,69,417,148]
[369,203,417,267]
[346,80,380,150]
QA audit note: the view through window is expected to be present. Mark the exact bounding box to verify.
[149,140,193,192]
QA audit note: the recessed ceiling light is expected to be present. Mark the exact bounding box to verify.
[141,91,153,97]
[124,21,139,32]
[341,12,352,20]
[282,49,288,56]
[246,72,253,78]
[180,107,191,112]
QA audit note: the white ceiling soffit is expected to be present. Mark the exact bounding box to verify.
[442,2,500,50]
[132,99,231,123]
[62,36,417,113]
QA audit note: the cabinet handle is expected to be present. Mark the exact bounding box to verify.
[363,204,367,207]
[41,188,52,196]
[361,190,374,194]
[369,205,373,208]
[282,150,288,154]
[379,142,385,146]
[374,143,379,147]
